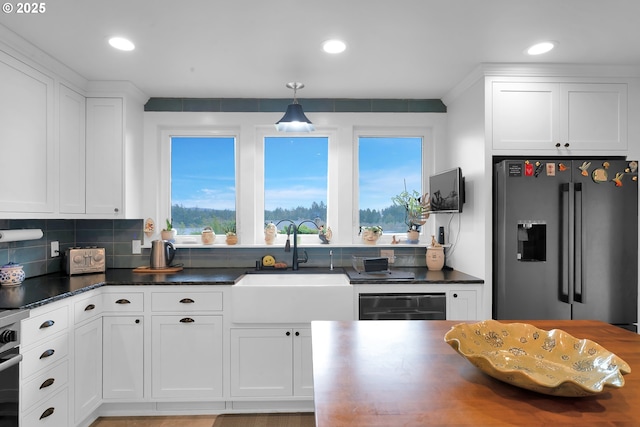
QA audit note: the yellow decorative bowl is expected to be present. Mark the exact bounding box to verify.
[444,320,631,396]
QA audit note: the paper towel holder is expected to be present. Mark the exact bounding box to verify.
[0,229,44,243]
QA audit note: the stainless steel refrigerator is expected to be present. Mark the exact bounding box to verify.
[494,158,638,330]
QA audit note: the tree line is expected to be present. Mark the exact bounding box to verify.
[171,200,410,234]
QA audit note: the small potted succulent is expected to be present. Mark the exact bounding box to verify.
[161,219,177,242]
[391,187,430,243]
[359,225,383,245]
[224,222,237,245]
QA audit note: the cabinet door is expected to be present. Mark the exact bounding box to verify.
[74,317,102,423]
[102,316,143,399]
[560,83,627,151]
[230,328,293,397]
[59,84,86,214]
[151,315,223,399]
[492,82,559,150]
[0,50,54,214]
[292,328,313,397]
[85,97,123,216]
[447,290,477,321]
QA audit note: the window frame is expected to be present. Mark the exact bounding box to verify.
[353,127,434,243]
[160,127,240,244]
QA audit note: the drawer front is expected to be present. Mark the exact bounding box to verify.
[73,293,103,324]
[151,291,223,312]
[22,334,69,379]
[21,360,68,412]
[22,305,69,348]
[22,387,68,427]
[102,292,144,312]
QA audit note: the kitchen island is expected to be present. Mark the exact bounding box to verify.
[311,320,640,426]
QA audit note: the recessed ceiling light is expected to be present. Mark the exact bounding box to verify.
[527,41,555,56]
[322,39,347,54]
[108,37,135,51]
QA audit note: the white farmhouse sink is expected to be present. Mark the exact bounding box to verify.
[232,274,354,323]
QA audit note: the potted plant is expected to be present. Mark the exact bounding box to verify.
[161,218,177,242]
[391,187,430,243]
[359,225,383,245]
[224,222,238,245]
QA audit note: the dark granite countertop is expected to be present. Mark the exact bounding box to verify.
[0,267,483,311]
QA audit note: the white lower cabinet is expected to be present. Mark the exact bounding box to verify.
[447,290,478,320]
[102,316,144,399]
[22,388,69,427]
[73,317,102,423]
[230,327,312,397]
[151,315,223,399]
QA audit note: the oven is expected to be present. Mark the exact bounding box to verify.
[359,293,446,320]
[0,309,28,427]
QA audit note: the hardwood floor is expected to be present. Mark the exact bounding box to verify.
[89,415,217,427]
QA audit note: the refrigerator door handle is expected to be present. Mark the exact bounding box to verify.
[573,183,584,303]
[560,182,571,303]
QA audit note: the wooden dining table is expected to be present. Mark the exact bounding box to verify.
[311,320,640,426]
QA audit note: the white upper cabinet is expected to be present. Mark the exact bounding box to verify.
[59,84,86,214]
[85,97,124,216]
[491,81,628,152]
[0,50,55,214]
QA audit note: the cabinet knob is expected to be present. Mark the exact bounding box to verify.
[115,299,131,304]
[453,293,458,298]
[114,208,119,213]
[295,331,300,337]
[135,319,140,324]
[286,331,291,336]
[84,304,96,311]
[180,318,195,323]
[555,143,561,148]
[179,298,195,304]
[564,143,570,148]
[39,320,55,329]
[40,407,55,420]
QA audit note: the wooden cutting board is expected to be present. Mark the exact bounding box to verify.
[133,265,184,273]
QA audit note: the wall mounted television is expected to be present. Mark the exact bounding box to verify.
[428,167,465,213]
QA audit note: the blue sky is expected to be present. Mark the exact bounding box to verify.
[171,136,422,211]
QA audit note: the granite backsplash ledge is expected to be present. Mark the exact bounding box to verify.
[1,219,431,278]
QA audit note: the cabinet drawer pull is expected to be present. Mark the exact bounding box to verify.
[40,349,55,359]
[84,304,96,311]
[40,378,55,389]
[115,299,131,304]
[39,320,55,329]
[39,407,55,419]
[179,317,195,323]
[179,298,195,304]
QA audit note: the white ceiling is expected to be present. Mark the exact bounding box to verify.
[1,0,639,99]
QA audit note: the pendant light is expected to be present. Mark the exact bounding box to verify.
[275,82,315,132]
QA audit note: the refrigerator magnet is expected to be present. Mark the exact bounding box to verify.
[629,161,638,173]
[546,163,556,176]
[592,168,607,183]
[558,163,568,172]
[525,162,534,176]
[578,161,591,176]
[613,172,624,187]
[534,162,544,177]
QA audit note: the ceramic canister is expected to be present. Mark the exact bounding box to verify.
[0,262,26,285]
[426,246,445,271]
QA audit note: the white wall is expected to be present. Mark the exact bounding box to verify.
[440,78,490,318]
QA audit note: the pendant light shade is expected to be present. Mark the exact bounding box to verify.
[275,82,315,132]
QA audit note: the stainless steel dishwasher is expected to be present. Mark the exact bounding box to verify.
[358,293,446,320]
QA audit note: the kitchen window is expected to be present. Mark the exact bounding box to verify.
[170,136,236,236]
[264,136,328,235]
[358,136,424,234]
